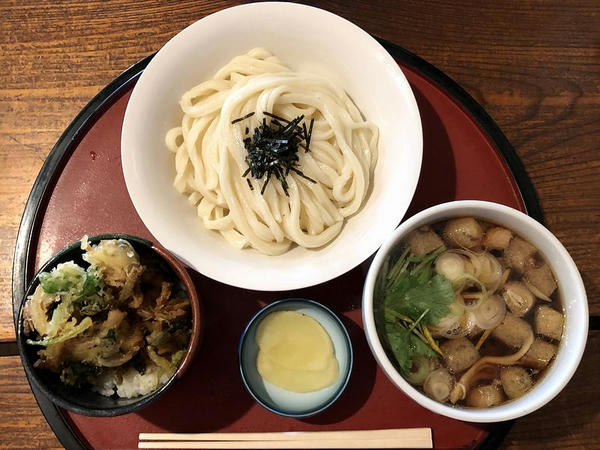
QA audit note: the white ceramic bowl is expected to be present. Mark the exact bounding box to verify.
[362,200,588,422]
[121,2,422,291]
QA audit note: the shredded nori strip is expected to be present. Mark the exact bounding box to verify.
[231,112,255,125]
[306,118,314,148]
[290,167,316,183]
[231,111,316,195]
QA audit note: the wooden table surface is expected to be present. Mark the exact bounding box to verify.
[1,1,598,448]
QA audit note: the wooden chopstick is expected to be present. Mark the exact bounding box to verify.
[138,439,428,449]
[139,429,430,441]
[138,428,433,449]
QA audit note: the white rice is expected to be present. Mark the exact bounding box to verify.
[91,363,173,398]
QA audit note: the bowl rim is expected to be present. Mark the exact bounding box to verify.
[16,233,203,417]
[238,297,353,418]
[362,200,588,422]
[121,1,423,291]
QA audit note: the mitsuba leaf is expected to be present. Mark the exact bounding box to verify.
[399,274,453,324]
[384,323,437,376]
[378,246,452,373]
[384,323,412,373]
[382,247,453,324]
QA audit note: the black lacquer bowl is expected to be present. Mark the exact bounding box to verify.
[16,234,203,417]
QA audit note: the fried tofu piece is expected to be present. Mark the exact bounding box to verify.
[519,338,557,370]
[501,366,533,399]
[501,281,535,317]
[491,313,533,348]
[534,305,564,341]
[483,227,513,250]
[504,237,537,273]
[440,337,480,373]
[407,227,444,256]
[443,218,483,249]
[466,380,505,407]
[524,264,557,298]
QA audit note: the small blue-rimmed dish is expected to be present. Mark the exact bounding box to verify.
[238,298,352,418]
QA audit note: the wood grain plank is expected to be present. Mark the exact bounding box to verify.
[0,355,61,449]
[0,1,598,447]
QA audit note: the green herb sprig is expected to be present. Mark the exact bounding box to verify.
[375,245,453,375]
[232,111,316,195]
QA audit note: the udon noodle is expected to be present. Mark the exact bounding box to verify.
[165,48,378,255]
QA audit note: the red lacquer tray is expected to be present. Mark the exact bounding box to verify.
[12,40,542,449]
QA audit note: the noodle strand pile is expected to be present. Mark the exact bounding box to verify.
[166,48,378,255]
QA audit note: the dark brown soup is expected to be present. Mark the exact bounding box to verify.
[375,217,563,408]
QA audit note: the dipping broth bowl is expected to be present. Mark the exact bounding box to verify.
[362,201,588,423]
